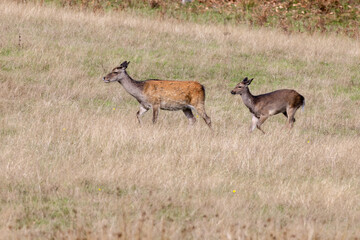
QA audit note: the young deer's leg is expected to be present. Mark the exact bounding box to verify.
[281,111,288,129]
[256,115,268,134]
[195,106,212,129]
[286,107,298,129]
[136,105,149,124]
[250,114,258,132]
[183,108,196,125]
[152,105,159,124]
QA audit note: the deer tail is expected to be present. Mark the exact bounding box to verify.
[301,98,305,112]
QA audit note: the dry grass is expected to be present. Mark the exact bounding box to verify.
[1,1,360,239]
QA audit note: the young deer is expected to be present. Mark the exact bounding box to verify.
[103,61,212,128]
[231,77,305,133]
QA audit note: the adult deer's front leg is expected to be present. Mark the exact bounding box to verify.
[152,105,159,124]
[136,105,149,124]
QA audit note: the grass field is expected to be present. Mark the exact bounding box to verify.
[1,1,360,238]
[28,0,360,38]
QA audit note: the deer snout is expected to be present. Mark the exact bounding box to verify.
[103,77,110,83]
[231,90,236,95]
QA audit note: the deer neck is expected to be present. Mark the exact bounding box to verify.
[118,72,144,101]
[241,88,256,112]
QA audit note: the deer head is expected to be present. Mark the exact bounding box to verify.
[103,61,130,83]
[230,77,253,95]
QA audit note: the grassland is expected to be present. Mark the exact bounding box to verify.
[1,0,360,239]
[28,0,360,38]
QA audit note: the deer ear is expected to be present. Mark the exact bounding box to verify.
[119,61,129,69]
[247,78,254,85]
[242,77,248,83]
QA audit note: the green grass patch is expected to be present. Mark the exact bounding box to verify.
[15,195,75,230]
[333,84,360,101]
[1,127,17,137]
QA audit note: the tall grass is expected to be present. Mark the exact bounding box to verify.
[0,0,360,238]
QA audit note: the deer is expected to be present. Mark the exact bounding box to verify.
[102,61,212,128]
[230,77,305,134]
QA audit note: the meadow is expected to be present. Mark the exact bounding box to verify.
[29,0,360,38]
[1,0,360,238]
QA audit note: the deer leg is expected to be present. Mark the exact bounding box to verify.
[152,105,159,124]
[281,111,288,129]
[196,107,212,129]
[250,114,258,132]
[256,115,268,134]
[286,107,297,129]
[136,105,149,124]
[183,108,196,125]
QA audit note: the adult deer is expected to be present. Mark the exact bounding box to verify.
[231,77,305,133]
[103,61,212,128]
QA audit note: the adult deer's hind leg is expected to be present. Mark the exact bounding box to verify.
[183,108,196,125]
[196,106,212,129]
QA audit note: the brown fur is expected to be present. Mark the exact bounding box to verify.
[143,80,205,111]
[252,89,304,117]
